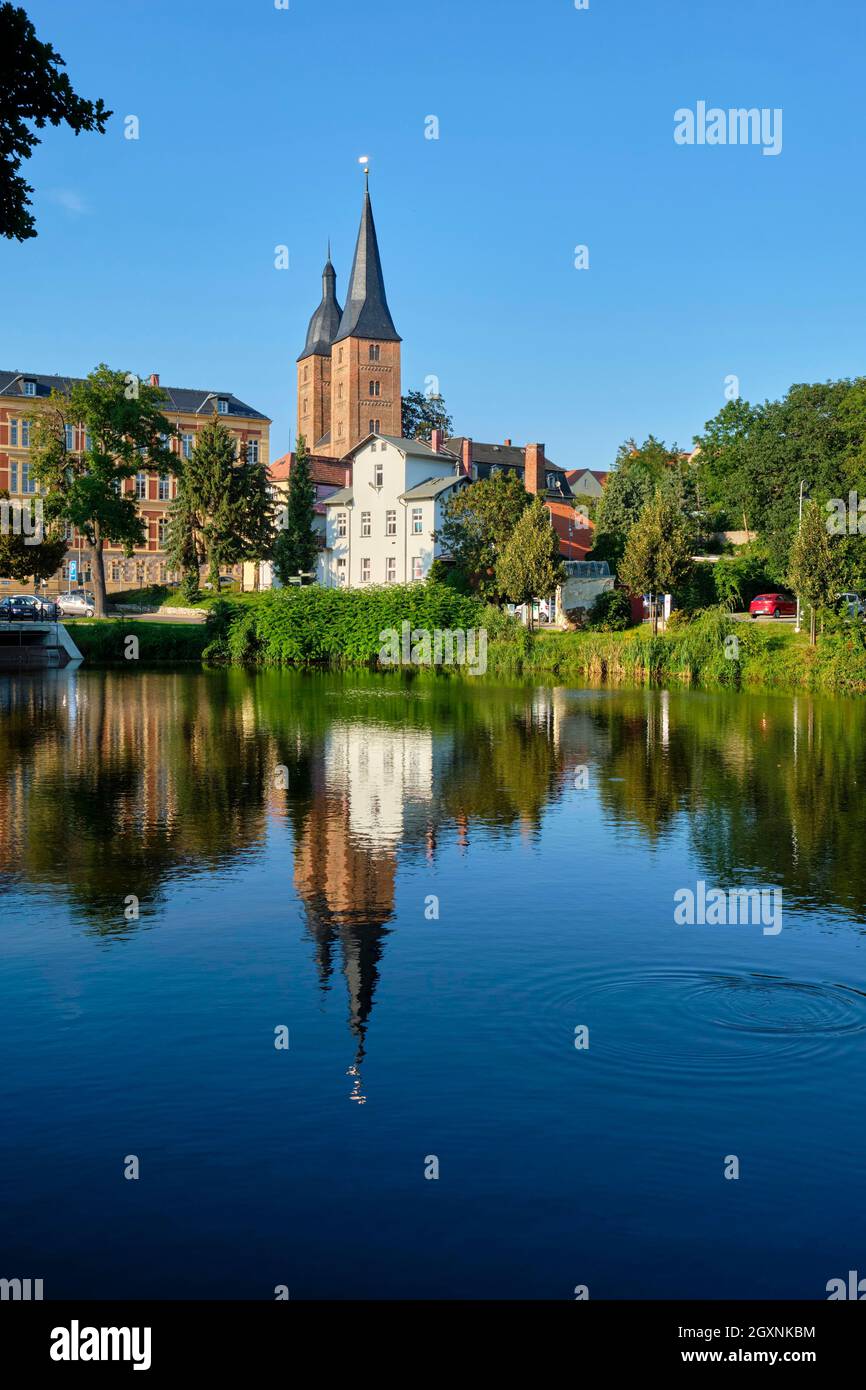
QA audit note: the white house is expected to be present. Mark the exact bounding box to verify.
[319,432,468,588]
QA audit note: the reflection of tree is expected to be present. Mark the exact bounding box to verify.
[587,690,866,924]
[0,671,270,930]
[5,666,866,1009]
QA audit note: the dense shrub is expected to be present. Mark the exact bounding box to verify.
[585,588,634,631]
[71,619,209,664]
[203,583,485,667]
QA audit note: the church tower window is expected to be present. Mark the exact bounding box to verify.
[369,344,380,362]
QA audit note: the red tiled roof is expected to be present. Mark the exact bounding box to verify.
[565,468,609,487]
[545,501,594,560]
[270,452,350,487]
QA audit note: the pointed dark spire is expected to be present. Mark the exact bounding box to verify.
[298,253,343,362]
[334,182,401,344]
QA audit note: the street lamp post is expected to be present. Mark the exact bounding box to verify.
[795,479,807,634]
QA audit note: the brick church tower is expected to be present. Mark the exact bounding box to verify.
[297,249,342,452]
[297,175,402,458]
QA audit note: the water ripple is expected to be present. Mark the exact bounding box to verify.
[527,967,866,1077]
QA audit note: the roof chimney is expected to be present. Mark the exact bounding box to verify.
[460,438,473,478]
[524,443,546,495]
[149,373,160,387]
[430,427,444,454]
[504,438,512,447]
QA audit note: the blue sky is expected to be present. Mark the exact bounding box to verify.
[3,0,865,469]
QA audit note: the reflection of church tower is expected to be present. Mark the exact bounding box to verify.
[290,721,436,1099]
[293,781,396,1099]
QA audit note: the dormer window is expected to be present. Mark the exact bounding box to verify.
[546,472,556,490]
[217,397,229,414]
[23,378,36,397]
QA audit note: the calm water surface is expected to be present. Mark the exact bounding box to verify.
[1,669,864,1299]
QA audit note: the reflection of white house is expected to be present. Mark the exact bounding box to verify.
[325,723,436,849]
[319,432,469,588]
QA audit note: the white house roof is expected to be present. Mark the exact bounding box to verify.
[400,475,466,501]
[342,432,459,462]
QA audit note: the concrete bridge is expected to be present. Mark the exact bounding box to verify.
[0,621,83,670]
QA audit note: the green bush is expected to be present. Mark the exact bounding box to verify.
[203,583,485,668]
[585,588,633,631]
[72,620,210,664]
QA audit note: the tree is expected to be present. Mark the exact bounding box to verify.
[273,436,318,585]
[591,460,656,566]
[0,489,67,581]
[0,3,111,240]
[495,498,565,626]
[788,498,842,646]
[401,388,453,442]
[437,470,531,599]
[31,365,175,616]
[694,379,866,584]
[167,413,275,597]
[618,491,696,633]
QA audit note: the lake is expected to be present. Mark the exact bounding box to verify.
[1,668,864,1299]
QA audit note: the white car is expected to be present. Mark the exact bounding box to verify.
[837,592,865,618]
[58,590,96,618]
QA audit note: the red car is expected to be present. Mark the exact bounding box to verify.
[749,592,796,619]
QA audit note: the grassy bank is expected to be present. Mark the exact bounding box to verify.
[69,619,210,664]
[70,587,866,693]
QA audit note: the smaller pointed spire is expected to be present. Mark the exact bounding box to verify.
[298,251,344,361]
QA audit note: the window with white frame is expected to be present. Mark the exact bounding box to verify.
[14,460,36,494]
[181,433,194,458]
[64,424,76,451]
[336,557,347,585]
[360,557,371,583]
[336,511,347,539]
[361,511,371,537]
[217,398,229,414]
[158,518,169,545]
[385,509,396,536]
[385,556,396,583]
[23,379,36,396]
[9,418,18,446]
[411,506,423,534]
[158,474,170,500]
[135,472,147,499]
[412,556,424,581]
[247,439,259,464]
[374,462,383,488]
[85,429,92,451]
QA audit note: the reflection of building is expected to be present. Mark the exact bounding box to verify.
[290,721,443,1098]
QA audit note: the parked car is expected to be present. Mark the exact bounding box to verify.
[4,594,62,621]
[749,592,797,619]
[836,592,865,618]
[0,594,40,621]
[57,590,96,618]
